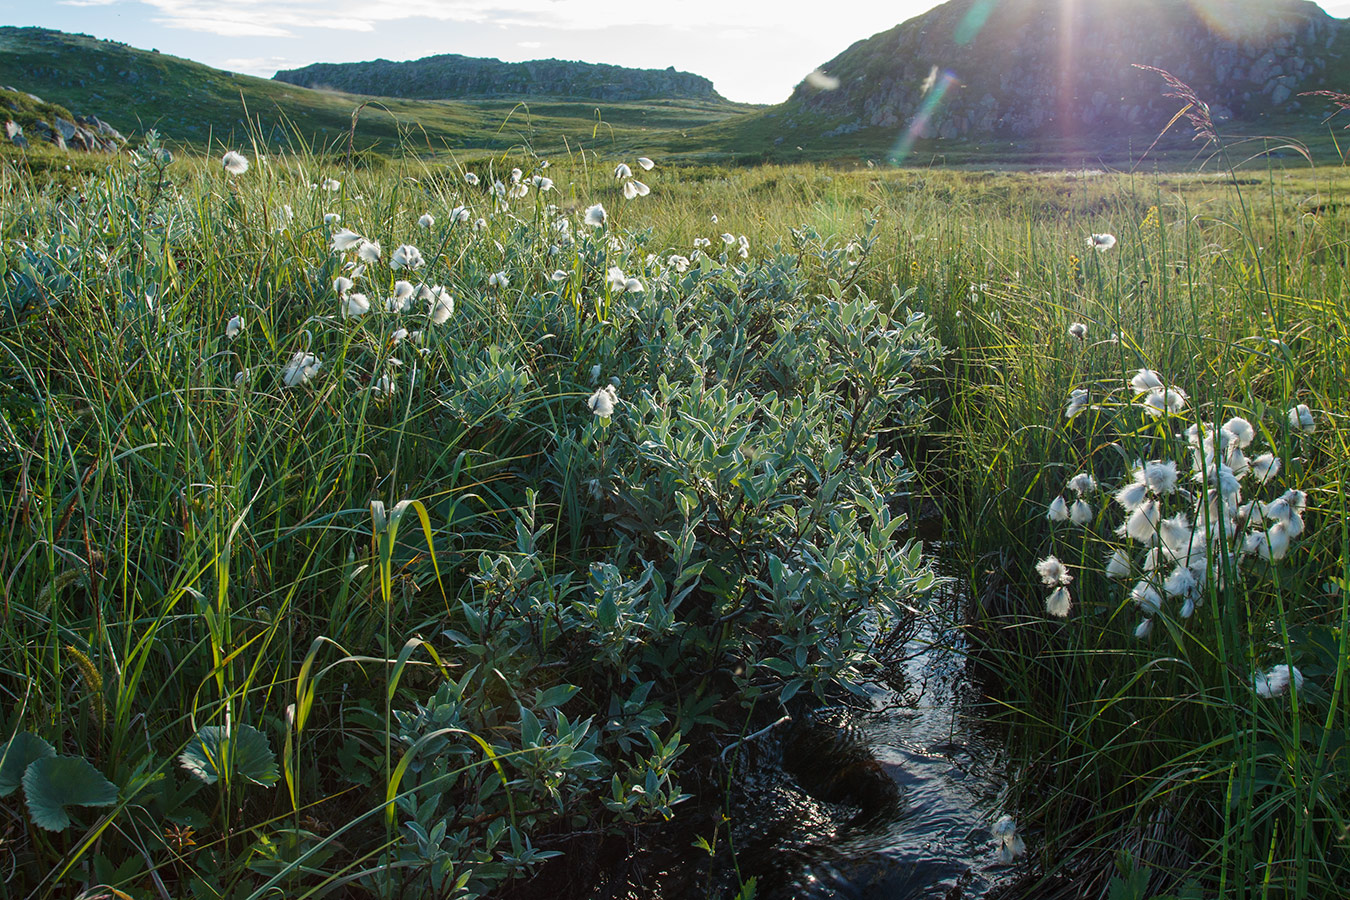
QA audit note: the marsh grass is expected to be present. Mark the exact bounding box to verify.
[1,135,1348,898]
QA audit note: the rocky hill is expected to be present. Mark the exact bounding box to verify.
[274,55,723,103]
[785,0,1347,142]
[1,84,124,153]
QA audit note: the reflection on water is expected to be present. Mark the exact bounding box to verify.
[733,584,1018,899]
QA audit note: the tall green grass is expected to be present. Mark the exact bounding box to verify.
[1,137,1347,897]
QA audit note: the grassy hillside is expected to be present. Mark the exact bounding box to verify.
[0,27,756,158]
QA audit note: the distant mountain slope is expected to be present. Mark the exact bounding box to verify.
[782,0,1349,143]
[274,55,723,103]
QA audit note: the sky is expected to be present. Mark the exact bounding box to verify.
[5,0,1350,105]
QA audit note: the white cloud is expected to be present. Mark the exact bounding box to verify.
[97,0,919,41]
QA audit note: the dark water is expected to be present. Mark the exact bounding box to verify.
[732,585,1019,900]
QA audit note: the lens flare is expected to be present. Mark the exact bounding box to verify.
[954,0,999,45]
[889,70,959,165]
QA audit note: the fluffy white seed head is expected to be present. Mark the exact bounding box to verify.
[587,383,619,418]
[1065,388,1089,419]
[1046,586,1072,618]
[1222,416,1255,448]
[1106,548,1132,580]
[1130,580,1163,615]
[1130,369,1164,392]
[1254,664,1303,698]
[282,351,321,387]
[332,229,363,252]
[1035,555,1072,586]
[221,151,249,175]
[341,293,370,318]
[1070,498,1093,526]
[391,244,424,270]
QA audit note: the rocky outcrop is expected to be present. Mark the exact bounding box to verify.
[788,0,1345,141]
[2,85,124,152]
[274,55,723,103]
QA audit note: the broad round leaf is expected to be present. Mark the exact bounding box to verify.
[179,724,279,787]
[22,756,118,831]
[0,732,55,798]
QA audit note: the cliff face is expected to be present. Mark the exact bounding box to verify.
[274,55,723,103]
[788,0,1344,140]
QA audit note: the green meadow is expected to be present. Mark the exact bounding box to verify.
[0,127,1348,899]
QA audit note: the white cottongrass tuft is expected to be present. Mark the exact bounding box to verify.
[391,244,425,270]
[324,213,341,225]
[221,151,249,175]
[488,271,509,289]
[331,229,363,252]
[357,240,382,263]
[1254,663,1303,698]
[1130,369,1164,393]
[1045,585,1072,618]
[622,180,650,200]
[226,315,244,340]
[1035,555,1072,586]
[584,203,607,227]
[341,293,371,319]
[1143,460,1179,495]
[1070,498,1093,526]
[1066,473,1096,495]
[418,213,434,229]
[587,384,619,418]
[1087,232,1117,251]
[1288,403,1315,433]
[1142,386,1187,417]
[614,163,632,179]
[990,815,1025,863]
[1222,416,1255,448]
[550,269,569,283]
[1121,498,1163,542]
[1068,322,1087,340]
[426,286,454,325]
[1047,496,1070,522]
[282,351,322,387]
[321,178,341,191]
[1134,618,1154,639]
[1129,580,1163,615]
[1114,474,1148,513]
[1248,452,1280,484]
[333,275,354,295]
[464,172,479,186]
[1105,548,1132,580]
[637,156,655,170]
[1065,388,1089,419]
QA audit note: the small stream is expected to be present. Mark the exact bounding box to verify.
[728,581,1020,899]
